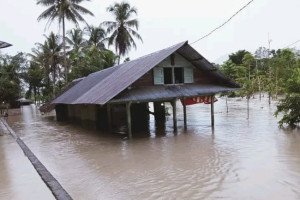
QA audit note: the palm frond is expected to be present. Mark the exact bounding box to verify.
[127,28,143,42]
[36,0,56,6]
[37,5,56,21]
[72,4,94,16]
[125,19,139,29]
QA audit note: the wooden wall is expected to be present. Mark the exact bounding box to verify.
[131,52,216,87]
[131,70,153,87]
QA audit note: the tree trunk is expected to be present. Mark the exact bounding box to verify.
[52,65,56,98]
[63,17,68,83]
[34,86,37,105]
[226,96,228,113]
[256,60,261,101]
[258,77,261,100]
[247,96,250,119]
[118,53,121,65]
[275,67,278,99]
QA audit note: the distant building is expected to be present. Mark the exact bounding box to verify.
[52,41,240,138]
[17,98,32,106]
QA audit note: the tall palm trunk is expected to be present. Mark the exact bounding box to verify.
[63,17,68,82]
[52,65,56,98]
[247,96,250,119]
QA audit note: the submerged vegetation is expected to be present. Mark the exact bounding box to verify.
[220,47,300,128]
[0,1,299,128]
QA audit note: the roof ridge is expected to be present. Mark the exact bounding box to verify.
[87,41,188,104]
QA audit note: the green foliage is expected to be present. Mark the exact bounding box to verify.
[101,1,142,62]
[0,53,27,107]
[229,50,250,65]
[275,62,300,128]
[275,94,300,128]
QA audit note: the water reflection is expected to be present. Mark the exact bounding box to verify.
[1,96,300,199]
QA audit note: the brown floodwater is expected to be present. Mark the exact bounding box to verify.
[1,96,300,200]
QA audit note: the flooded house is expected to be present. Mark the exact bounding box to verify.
[52,41,240,138]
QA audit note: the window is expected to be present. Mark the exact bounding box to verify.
[174,68,184,83]
[154,66,194,85]
[163,68,172,84]
[184,68,194,83]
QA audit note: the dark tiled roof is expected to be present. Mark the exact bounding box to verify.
[111,84,239,103]
[52,41,239,105]
[0,41,12,49]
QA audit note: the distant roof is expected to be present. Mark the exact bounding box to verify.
[52,41,239,105]
[17,98,32,103]
[0,41,12,49]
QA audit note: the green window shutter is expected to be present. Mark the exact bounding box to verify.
[184,67,194,83]
[154,67,164,85]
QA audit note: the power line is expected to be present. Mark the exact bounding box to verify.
[284,39,300,49]
[190,0,254,45]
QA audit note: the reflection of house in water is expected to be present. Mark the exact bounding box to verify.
[52,41,240,138]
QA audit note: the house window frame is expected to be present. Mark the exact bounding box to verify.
[154,65,194,85]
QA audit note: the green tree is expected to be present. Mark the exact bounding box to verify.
[101,1,142,64]
[229,50,250,65]
[30,32,62,98]
[67,28,85,54]
[85,26,107,51]
[37,0,94,82]
[22,62,44,103]
[0,53,27,107]
[275,67,300,128]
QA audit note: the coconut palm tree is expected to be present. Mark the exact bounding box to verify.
[30,32,62,97]
[37,0,94,82]
[85,26,107,51]
[66,28,85,54]
[101,2,142,64]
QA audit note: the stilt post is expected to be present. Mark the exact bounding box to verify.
[183,97,187,130]
[211,95,215,128]
[172,98,177,131]
[126,102,132,139]
[107,104,112,131]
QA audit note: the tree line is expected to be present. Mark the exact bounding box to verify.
[1,1,142,104]
[220,47,300,128]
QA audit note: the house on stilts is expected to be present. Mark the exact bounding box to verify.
[51,41,240,138]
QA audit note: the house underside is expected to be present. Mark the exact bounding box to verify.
[52,41,240,138]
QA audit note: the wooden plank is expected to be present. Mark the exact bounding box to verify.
[172,99,177,131]
[126,102,132,139]
[107,104,112,131]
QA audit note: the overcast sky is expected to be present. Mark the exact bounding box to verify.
[1,0,300,64]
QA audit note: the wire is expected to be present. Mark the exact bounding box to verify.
[190,0,254,45]
[284,39,300,49]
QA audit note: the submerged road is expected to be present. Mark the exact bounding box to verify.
[0,118,72,200]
